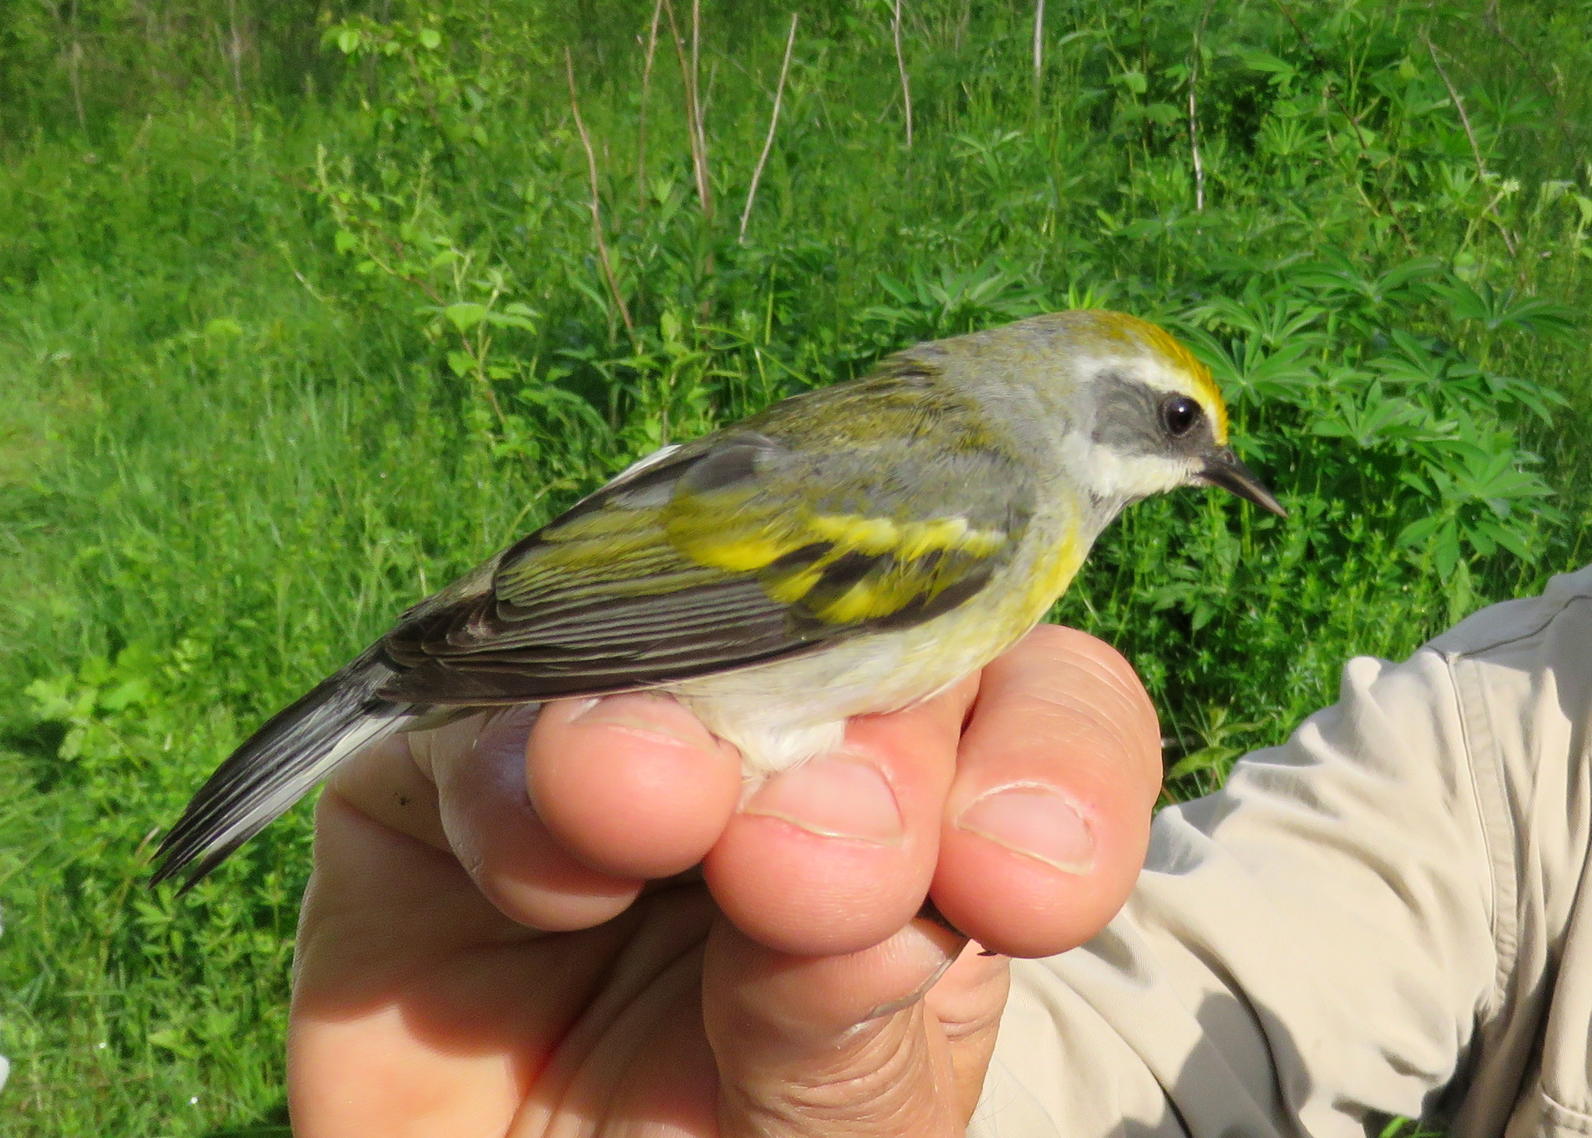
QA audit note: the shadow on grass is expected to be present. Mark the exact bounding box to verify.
[204,1099,290,1137]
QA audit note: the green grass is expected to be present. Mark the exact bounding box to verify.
[3,0,1591,1132]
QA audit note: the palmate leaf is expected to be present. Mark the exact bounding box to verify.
[1439,279,1580,338]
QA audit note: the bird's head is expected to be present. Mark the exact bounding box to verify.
[977,310,1286,518]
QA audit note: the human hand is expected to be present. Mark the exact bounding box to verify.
[288,624,1162,1136]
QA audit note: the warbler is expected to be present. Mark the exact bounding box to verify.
[153,309,1283,886]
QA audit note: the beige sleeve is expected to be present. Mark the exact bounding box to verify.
[970,566,1592,1138]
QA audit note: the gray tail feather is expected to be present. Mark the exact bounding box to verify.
[152,645,416,890]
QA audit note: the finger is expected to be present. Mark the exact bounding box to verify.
[923,935,1013,1112]
[505,892,723,1138]
[330,709,645,932]
[934,624,1162,957]
[425,707,648,931]
[702,676,979,956]
[528,692,744,880]
[323,730,452,854]
[292,792,653,1138]
[704,917,1010,1137]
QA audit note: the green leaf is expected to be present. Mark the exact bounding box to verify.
[1114,69,1148,94]
[101,678,151,711]
[444,303,489,332]
[1433,519,1462,580]
[1127,101,1182,126]
[1234,48,1295,77]
[25,675,75,721]
[484,308,538,331]
[1397,514,1443,548]
[147,1027,195,1057]
[1167,745,1242,781]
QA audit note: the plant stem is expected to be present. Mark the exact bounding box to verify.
[739,14,799,244]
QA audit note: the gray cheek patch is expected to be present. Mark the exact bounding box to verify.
[1090,373,1164,455]
[1090,371,1214,459]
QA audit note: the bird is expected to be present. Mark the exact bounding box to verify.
[153,309,1284,887]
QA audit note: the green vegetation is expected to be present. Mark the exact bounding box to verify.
[3,0,1589,1132]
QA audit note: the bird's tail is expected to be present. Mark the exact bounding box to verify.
[152,645,417,889]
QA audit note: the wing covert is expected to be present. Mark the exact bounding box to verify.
[380,370,1038,704]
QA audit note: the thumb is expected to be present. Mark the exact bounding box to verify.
[703,919,1009,1137]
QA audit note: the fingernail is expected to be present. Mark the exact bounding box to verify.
[743,754,903,844]
[955,784,1096,874]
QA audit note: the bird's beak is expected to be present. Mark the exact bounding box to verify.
[1199,448,1287,518]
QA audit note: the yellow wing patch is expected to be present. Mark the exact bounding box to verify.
[807,576,906,624]
[670,500,1009,626]
[669,530,799,574]
[803,513,1006,561]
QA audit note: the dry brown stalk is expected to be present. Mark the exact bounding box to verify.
[661,0,714,222]
[1032,0,1045,82]
[1422,30,1517,256]
[636,0,664,213]
[564,49,637,342]
[739,14,800,244]
[1187,0,1214,212]
[893,0,913,148]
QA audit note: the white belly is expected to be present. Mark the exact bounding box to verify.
[668,572,1040,774]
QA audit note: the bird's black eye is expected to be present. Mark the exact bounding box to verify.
[1159,395,1202,439]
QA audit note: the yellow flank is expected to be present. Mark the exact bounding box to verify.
[1017,513,1085,621]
